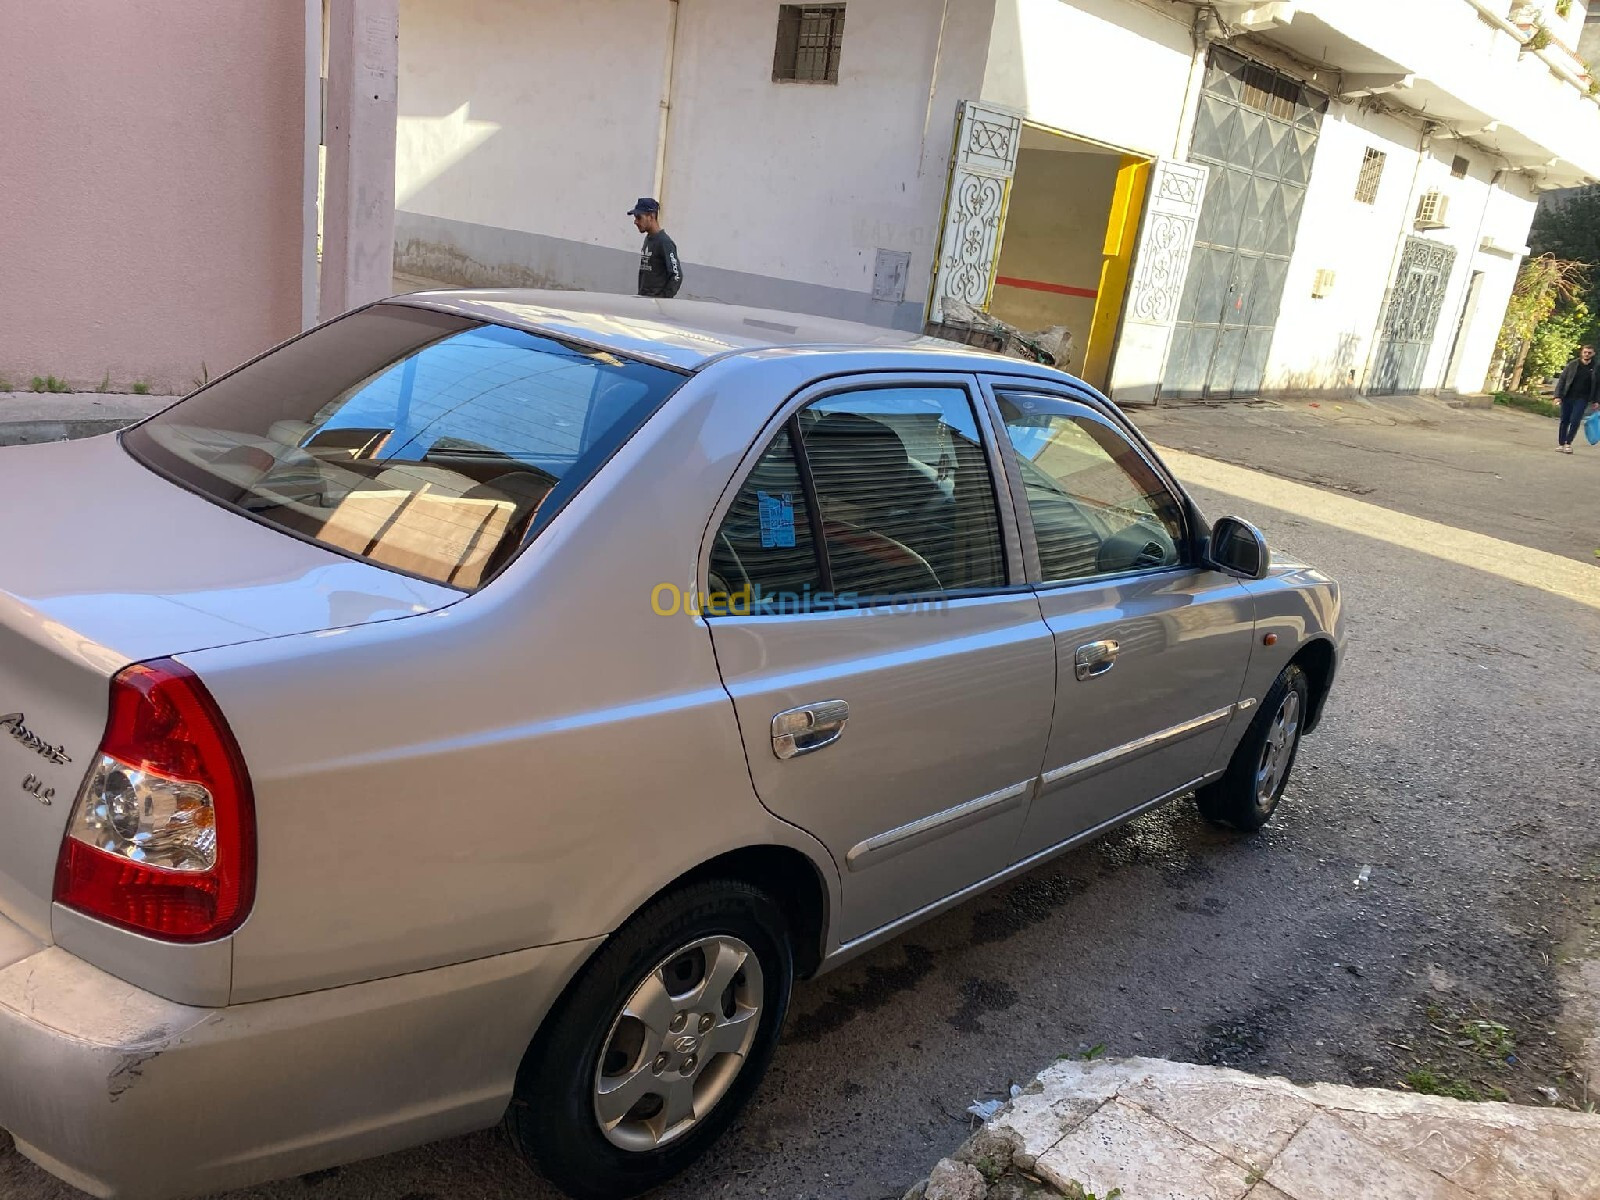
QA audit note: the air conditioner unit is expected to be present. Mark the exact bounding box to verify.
[1415,190,1450,229]
[1311,269,1336,298]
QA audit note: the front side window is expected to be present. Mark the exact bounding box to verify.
[997,394,1186,584]
[124,305,682,590]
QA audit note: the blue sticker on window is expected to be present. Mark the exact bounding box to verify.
[757,490,797,549]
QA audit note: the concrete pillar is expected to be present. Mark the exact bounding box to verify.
[320,0,398,320]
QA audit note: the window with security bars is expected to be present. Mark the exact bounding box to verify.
[1237,59,1301,121]
[1355,147,1386,204]
[773,4,845,83]
[1451,155,1470,179]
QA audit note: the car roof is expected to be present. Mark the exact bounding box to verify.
[391,288,1026,374]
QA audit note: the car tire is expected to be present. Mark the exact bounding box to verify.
[505,879,794,1200]
[1196,664,1310,832]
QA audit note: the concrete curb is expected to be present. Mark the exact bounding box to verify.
[0,392,171,446]
[911,1057,1600,1200]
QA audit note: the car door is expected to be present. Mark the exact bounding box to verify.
[704,375,1056,945]
[981,383,1257,860]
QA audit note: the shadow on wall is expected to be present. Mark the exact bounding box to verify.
[395,102,500,212]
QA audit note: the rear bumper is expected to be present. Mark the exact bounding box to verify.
[0,926,600,1199]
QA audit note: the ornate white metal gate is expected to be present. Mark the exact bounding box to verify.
[928,101,1023,323]
[1107,158,1210,405]
[1371,237,1457,395]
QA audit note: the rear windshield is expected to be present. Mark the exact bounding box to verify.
[124,304,684,590]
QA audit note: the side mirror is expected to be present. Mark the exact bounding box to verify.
[1208,516,1270,580]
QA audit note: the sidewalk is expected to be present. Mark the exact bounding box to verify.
[0,391,169,446]
[913,1057,1600,1200]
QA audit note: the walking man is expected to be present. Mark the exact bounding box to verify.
[628,198,683,299]
[1555,344,1597,453]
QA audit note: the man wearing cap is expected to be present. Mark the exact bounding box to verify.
[628,198,683,299]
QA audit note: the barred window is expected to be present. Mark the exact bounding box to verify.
[773,5,845,84]
[1355,147,1386,205]
[1451,155,1470,179]
[1238,59,1301,121]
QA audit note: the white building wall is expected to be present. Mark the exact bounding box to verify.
[1259,98,1536,399]
[983,0,1195,158]
[1407,152,1517,393]
[661,0,992,322]
[396,0,990,328]
[1448,178,1539,394]
[396,0,667,269]
[1263,103,1424,392]
[393,0,1564,394]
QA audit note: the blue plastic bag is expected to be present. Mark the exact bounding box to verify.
[1585,409,1600,447]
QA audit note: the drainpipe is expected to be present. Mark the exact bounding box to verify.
[301,0,324,329]
[1173,5,1218,159]
[1359,121,1435,394]
[917,0,953,177]
[653,0,680,205]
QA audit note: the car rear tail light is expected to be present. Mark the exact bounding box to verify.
[54,659,255,941]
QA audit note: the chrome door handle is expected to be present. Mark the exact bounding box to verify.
[772,700,849,760]
[1074,639,1120,681]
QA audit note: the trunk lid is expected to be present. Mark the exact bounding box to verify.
[0,434,461,939]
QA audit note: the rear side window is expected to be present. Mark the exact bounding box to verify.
[708,426,824,611]
[708,384,1006,613]
[124,305,682,590]
[800,387,1005,596]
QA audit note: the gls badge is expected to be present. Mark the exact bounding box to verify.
[21,775,54,805]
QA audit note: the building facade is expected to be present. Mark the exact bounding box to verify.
[2,0,316,395]
[395,0,1600,404]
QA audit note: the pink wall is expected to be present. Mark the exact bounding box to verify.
[1,1,306,395]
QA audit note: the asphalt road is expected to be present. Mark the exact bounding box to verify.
[1136,392,1600,564]
[4,397,1598,1200]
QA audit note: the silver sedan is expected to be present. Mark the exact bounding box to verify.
[0,292,1343,1199]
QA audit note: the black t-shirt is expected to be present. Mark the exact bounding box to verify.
[638,231,683,298]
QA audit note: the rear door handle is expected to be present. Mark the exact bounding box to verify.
[1074,639,1120,681]
[772,699,849,759]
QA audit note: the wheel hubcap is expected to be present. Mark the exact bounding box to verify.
[1254,690,1302,810]
[593,935,764,1151]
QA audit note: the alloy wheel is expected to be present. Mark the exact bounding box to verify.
[592,935,764,1152]
[1254,689,1302,810]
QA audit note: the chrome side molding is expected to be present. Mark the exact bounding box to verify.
[845,779,1033,872]
[1041,707,1234,788]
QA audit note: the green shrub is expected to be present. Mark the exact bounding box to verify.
[1526,300,1592,384]
[1494,391,1559,417]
